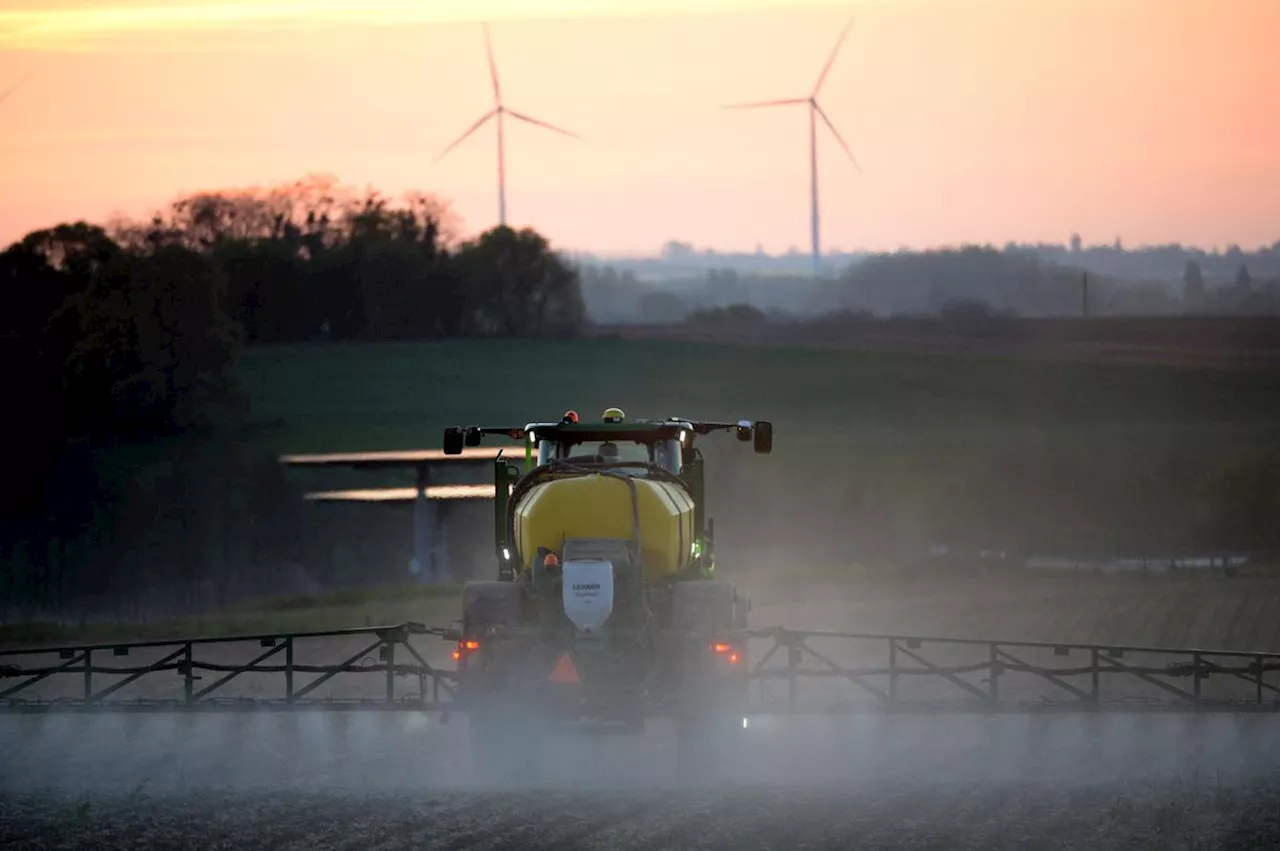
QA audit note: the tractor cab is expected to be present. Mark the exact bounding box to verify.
[540,439,656,466]
[530,408,687,475]
[535,436,683,474]
[443,407,770,480]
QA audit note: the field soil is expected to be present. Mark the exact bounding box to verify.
[4,781,1279,850]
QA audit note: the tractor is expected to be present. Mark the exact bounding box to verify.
[440,407,773,777]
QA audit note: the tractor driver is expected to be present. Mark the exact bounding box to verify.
[653,439,673,472]
[597,441,620,462]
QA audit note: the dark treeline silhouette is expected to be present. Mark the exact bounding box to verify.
[3,172,585,432]
[102,173,585,344]
[0,174,585,622]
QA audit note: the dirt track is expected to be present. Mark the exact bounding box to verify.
[4,711,1280,849]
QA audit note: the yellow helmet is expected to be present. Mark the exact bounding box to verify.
[602,407,625,423]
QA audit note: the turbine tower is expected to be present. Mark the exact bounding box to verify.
[724,18,860,278]
[433,23,581,228]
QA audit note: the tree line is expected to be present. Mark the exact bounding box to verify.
[3,172,586,438]
[829,247,1277,318]
[575,234,1280,295]
[0,174,587,620]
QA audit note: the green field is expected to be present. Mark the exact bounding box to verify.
[241,337,1280,454]
[0,583,462,647]
[10,335,1277,647]
[245,337,1280,567]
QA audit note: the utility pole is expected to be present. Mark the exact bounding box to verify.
[1081,272,1090,319]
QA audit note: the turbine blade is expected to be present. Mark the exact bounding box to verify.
[814,102,861,172]
[722,98,808,110]
[812,15,855,97]
[483,22,501,104]
[0,72,33,109]
[431,109,497,164]
[505,108,581,139]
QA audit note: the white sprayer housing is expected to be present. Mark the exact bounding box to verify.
[562,559,614,634]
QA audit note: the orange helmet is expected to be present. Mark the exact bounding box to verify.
[562,410,579,424]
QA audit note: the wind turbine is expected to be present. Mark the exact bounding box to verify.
[724,18,861,278]
[432,23,581,228]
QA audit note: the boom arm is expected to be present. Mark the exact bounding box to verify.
[443,418,773,456]
[443,425,530,450]
[670,418,773,451]
[443,424,550,472]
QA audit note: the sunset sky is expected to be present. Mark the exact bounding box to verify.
[1,0,1277,255]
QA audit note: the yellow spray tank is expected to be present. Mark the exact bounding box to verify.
[442,408,774,586]
[512,473,696,582]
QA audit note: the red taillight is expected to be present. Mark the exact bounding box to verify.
[710,641,742,665]
[453,638,481,662]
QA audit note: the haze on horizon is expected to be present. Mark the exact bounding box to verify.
[1,0,1277,256]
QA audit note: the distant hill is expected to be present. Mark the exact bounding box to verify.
[572,237,1280,285]
[576,242,1280,324]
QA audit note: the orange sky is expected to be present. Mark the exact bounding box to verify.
[1,0,1278,255]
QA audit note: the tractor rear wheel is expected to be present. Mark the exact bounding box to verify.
[670,580,749,780]
[459,581,546,784]
[461,580,522,637]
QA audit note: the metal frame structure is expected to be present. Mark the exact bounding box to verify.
[739,628,1280,714]
[4,624,1278,714]
[0,623,456,713]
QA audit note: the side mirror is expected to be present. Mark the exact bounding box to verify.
[753,420,773,454]
[464,428,483,447]
[443,428,464,455]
